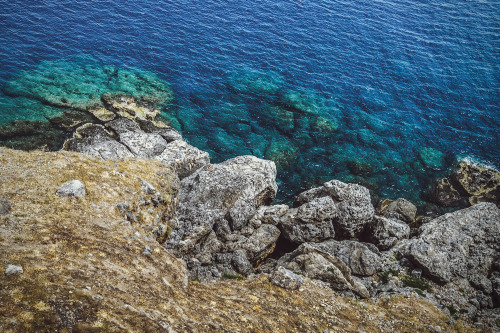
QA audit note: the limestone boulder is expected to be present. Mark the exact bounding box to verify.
[279,196,336,243]
[397,202,500,284]
[294,180,374,238]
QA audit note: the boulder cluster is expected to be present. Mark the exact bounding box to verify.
[51,96,500,327]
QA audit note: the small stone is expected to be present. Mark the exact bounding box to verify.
[56,180,86,197]
[142,246,153,256]
[0,199,12,215]
[411,268,422,279]
[5,264,23,276]
[269,267,303,290]
[140,179,156,195]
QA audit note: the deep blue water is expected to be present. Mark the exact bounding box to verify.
[0,0,499,204]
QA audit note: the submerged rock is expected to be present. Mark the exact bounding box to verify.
[418,147,445,170]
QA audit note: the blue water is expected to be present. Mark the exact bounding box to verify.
[0,0,499,204]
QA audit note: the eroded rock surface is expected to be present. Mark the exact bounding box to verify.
[294,180,374,238]
[397,202,500,284]
[166,155,279,278]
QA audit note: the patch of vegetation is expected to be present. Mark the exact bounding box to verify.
[401,275,432,293]
[327,266,336,274]
[379,269,399,284]
[446,305,459,319]
[222,272,246,281]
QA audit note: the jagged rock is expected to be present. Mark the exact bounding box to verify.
[276,243,369,297]
[377,198,417,224]
[269,266,303,290]
[155,140,210,179]
[279,196,336,243]
[5,264,23,276]
[119,130,168,158]
[451,161,500,206]
[368,215,410,250]
[165,156,278,276]
[0,199,11,215]
[310,240,382,277]
[397,202,500,284]
[248,205,289,227]
[56,180,86,197]
[428,178,463,207]
[63,123,134,159]
[294,180,374,238]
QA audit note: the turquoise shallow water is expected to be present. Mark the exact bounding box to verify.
[0,0,498,205]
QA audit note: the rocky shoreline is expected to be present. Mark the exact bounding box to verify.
[1,92,500,332]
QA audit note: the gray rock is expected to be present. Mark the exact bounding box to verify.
[368,215,410,250]
[5,264,23,276]
[165,155,278,275]
[276,243,369,297]
[310,240,382,276]
[269,266,303,290]
[155,140,210,179]
[294,180,374,238]
[63,123,134,159]
[105,117,141,134]
[232,250,252,275]
[397,202,500,284]
[142,246,153,256]
[56,180,86,197]
[378,198,417,224]
[279,196,336,243]
[248,205,289,227]
[140,179,156,195]
[0,199,11,215]
[119,130,168,158]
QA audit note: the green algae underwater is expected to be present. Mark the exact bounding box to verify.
[0,57,466,210]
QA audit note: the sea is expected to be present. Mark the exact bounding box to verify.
[0,0,498,206]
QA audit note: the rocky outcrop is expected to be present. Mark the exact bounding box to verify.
[428,161,500,208]
[62,96,210,179]
[397,202,500,284]
[165,155,279,278]
[294,180,374,238]
[269,266,303,290]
